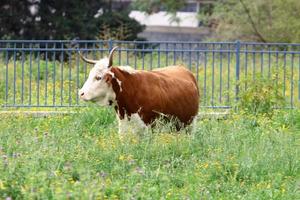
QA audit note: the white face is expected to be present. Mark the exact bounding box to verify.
[78,58,116,106]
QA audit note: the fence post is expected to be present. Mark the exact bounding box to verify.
[108,39,113,52]
[235,40,241,102]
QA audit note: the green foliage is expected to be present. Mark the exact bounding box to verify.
[132,0,187,23]
[0,0,104,39]
[236,75,285,115]
[132,0,186,14]
[211,0,300,43]
[0,109,299,199]
[197,3,215,27]
[30,60,54,81]
[133,0,300,42]
[96,12,145,41]
[0,1,144,40]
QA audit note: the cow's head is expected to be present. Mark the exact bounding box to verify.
[78,47,118,106]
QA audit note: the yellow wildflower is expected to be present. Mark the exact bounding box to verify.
[0,180,6,190]
[119,155,125,161]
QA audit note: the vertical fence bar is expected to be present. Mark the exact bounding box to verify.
[142,43,145,70]
[37,50,40,106]
[212,48,215,106]
[118,45,121,66]
[45,43,48,105]
[60,47,64,106]
[29,44,33,106]
[100,42,104,58]
[150,50,153,70]
[21,43,25,104]
[53,44,56,106]
[276,51,279,98]
[245,44,248,89]
[268,45,271,78]
[92,42,96,59]
[196,44,199,84]
[173,43,176,65]
[166,43,169,66]
[134,43,137,69]
[5,49,8,105]
[219,48,223,103]
[252,50,256,80]
[227,50,231,104]
[235,41,241,102]
[283,52,287,98]
[0,51,3,105]
[0,52,2,105]
[84,43,88,80]
[181,43,184,62]
[68,49,72,106]
[108,40,113,52]
[204,51,207,106]
[13,43,16,105]
[188,43,192,70]
[76,49,79,105]
[158,45,161,68]
[260,51,264,75]
[291,53,294,108]
[126,43,129,65]
[298,54,300,101]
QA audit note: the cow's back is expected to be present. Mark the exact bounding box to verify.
[153,66,197,85]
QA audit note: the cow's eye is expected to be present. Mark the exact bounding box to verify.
[95,76,101,81]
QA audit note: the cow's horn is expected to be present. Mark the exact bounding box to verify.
[108,46,118,68]
[78,51,97,64]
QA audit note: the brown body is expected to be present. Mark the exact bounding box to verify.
[106,66,199,127]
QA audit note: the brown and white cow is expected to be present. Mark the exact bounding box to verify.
[78,47,199,134]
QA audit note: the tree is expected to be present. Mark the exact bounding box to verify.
[0,0,144,40]
[211,0,300,43]
[132,0,186,14]
[134,0,300,43]
[132,0,195,24]
[0,0,106,39]
[96,11,145,41]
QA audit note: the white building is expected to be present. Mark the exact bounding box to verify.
[112,0,214,41]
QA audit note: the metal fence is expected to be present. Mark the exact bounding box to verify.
[1,40,300,109]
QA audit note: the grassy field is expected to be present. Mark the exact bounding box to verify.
[0,108,299,199]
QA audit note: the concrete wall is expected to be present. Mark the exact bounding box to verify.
[138,26,211,41]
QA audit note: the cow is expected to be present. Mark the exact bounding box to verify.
[78,47,199,135]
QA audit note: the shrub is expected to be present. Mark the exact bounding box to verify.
[236,75,285,115]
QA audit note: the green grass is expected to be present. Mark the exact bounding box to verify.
[0,108,299,199]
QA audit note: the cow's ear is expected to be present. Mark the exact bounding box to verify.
[104,74,112,85]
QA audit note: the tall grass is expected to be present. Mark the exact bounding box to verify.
[0,108,299,199]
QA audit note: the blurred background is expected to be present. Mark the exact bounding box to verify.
[1,0,299,43]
